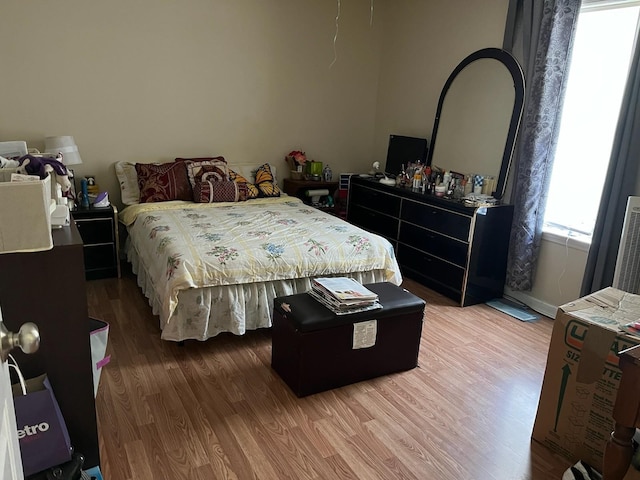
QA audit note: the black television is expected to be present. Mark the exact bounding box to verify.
[384,134,429,177]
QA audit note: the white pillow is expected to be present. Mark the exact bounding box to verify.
[114,161,140,205]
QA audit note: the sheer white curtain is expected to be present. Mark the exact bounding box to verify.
[581,24,640,295]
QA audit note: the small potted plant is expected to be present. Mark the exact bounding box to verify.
[285,150,307,179]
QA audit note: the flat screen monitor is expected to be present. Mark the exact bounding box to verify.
[384,135,428,177]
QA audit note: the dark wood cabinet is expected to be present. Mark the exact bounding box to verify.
[347,175,514,306]
[72,205,120,280]
[0,223,100,469]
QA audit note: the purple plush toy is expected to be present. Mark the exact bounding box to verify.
[17,154,72,193]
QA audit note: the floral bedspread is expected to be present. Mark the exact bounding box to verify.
[121,196,401,324]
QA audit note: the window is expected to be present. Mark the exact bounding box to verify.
[543,1,640,241]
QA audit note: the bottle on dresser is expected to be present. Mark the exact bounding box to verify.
[412,161,423,189]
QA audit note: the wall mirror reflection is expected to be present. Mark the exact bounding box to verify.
[426,48,525,200]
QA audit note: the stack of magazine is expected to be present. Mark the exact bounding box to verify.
[309,277,382,315]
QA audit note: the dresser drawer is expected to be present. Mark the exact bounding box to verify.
[348,204,399,240]
[401,200,471,241]
[75,218,114,245]
[397,244,464,293]
[399,222,468,267]
[349,184,401,217]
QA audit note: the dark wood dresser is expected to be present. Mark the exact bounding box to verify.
[0,222,100,469]
[347,175,514,306]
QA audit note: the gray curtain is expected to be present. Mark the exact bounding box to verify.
[502,0,581,291]
[580,30,640,296]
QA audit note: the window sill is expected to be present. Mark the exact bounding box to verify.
[541,226,591,252]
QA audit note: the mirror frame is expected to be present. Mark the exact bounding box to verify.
[426,48,525,200]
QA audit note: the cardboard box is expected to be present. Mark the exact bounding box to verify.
[0,171,53,254]
[532,287,640,471]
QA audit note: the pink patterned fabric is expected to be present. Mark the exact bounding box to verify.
[135,163,192,203]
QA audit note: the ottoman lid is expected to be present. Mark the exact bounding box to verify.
[274,282,426,333]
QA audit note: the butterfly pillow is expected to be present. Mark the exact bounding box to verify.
[254,163,281,198]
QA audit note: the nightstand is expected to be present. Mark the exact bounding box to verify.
[283,178,339,214]
[72,204,121,280]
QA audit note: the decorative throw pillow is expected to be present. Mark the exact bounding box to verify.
[115,161,140,205]
[184,159,229,192]
[175,156,226,163]
[135,162,192,203]
[254,163,281,198]
[228,169,259,200]
[193,180,247,203]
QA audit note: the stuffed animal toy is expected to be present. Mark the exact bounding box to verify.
[17,154,72,193]
[0,156,20,168]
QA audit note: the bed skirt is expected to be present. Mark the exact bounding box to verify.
[126,238,394,342]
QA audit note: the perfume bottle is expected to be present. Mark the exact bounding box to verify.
[322,164,332,182]
[412,164,423,189]
[398,164,410,188]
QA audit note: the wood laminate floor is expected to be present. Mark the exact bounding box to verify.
[86,269,577,479]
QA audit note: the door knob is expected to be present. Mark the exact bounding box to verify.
[0,321,40,362]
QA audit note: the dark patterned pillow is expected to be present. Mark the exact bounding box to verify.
[135,162,192,203]
[193,180,246,203]
[254,163,281,198]
[228,169,259,200]
[185,159,229,191]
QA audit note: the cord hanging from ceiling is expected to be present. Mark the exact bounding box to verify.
[370,0,374,26]
[329,0,341,69]
[329,0,374,69]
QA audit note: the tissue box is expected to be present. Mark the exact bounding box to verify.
[0,172,53,253]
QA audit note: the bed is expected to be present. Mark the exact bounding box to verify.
[117,159,402,342]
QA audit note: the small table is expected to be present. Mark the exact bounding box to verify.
[283,178,339,213]
[71,204,120,280]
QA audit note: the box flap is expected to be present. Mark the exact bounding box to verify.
[559,287,640,331]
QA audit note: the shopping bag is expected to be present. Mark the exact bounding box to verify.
[9,356,72,477]
[89,317,110,397]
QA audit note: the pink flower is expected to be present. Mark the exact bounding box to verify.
[286,150,307,166]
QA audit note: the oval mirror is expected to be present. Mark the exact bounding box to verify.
[426,48,525,200]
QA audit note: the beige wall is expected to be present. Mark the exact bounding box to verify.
[372,0,511,162]
[1,0,381,205]
[1,0,586,312]
[507,236,589,318]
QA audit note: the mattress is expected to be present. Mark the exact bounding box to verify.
[122,196,401,341]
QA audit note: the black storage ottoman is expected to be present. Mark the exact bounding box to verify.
[271,282,426,397]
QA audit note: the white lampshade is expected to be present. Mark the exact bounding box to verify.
[44,136,82,166]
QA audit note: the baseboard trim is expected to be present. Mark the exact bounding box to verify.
[503,287,558,320]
